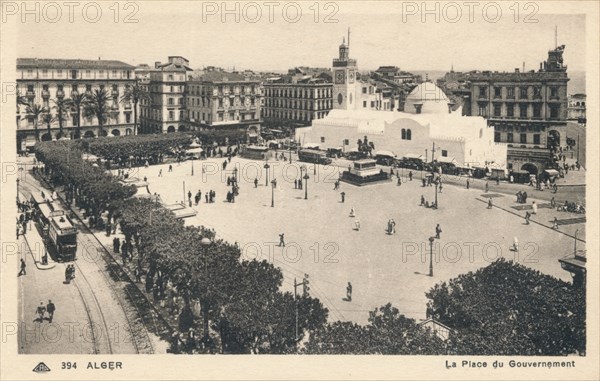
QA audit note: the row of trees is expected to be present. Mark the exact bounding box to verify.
[18,83,149,141]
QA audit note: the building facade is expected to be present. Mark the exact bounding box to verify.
[139,56,192,134]
[16,58,136,149]
[263,76,333,127]
[186,70,263,138]
[448,45,570,173]
[567,93,586,124]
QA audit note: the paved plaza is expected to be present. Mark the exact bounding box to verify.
[131,157,585,324]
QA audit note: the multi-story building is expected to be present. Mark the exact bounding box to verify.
[444,45,570,173]
[186,70,263,139]
[373,66,421,85]
[139,56,192,134]
[16,58,136,149]
[567,93,586,124]
[263,68,333,127]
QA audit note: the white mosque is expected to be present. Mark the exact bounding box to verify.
[295,37,508,170]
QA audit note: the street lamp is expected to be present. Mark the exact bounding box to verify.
[191,157,194,176]
[428,236,435,277]
[16,178,20,203]
[233,167,238,183]
[271,179,276,207]
[574,229,579,255]
[303,173,310,200]
[434,180,439,208]
[264,160,270,186]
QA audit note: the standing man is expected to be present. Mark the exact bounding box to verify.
[18,258,26,276]
[340,192,346,203]
[46,300,56,323]
[346,282,353,302]
[435,224,442,239]
[485,181,489,193]
[466,179,470,189]
[408,171,413,181]
[279,233,285,247]
[254,178,258,188]
[36,302,46,322]
[525,211,531,225]
[487,199,493,209]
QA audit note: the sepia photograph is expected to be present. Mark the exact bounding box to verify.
[1,1,598,380]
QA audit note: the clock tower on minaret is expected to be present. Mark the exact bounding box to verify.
[332,29,357,110]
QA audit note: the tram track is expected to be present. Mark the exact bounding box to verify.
[24,169,174,353]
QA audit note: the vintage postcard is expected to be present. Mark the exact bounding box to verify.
[0,1,598,380]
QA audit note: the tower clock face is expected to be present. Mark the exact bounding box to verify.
[335,70,345,84]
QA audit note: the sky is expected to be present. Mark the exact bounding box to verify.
[15,1,586,73]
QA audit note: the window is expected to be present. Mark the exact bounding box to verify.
[520,133,527,144]
[42,69,48,76]
[533,87,541,98]
[168,98,174,106]
[533,104,541,118]
[72,84,77,92]
[363,101,367,108]
[401,129,406,140]
[506,104,514,117]
[168,74,173,80]
[99,70,105,77]
[533,134,541,145]
[27,85,34,92]
[478,105,487,117]
[112,84,118,91]
[507,133,513,143]
[520,87,528,99]
[494,131,501,142]
[507,87,515,98]
[406,129,412,140]
[493,104,501,117]
[479,87,487,98]
[57,69,63,77]
[362,87,367,94]
[550,87,558,98]
[371,101,375,108]
[42,84,49,91]
[494,87,501,98]
[441,150,448,157]
[519,104,528,118]
[86,70,91,77]
[112,70,117,77]
[320,136,325,143]
[168,111,174,120]
[550,106,559,118]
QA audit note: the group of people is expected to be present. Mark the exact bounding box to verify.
[64,264,76,283]
[515,191,528,204]
[386,219,396,235]
[35,300,56,323]
[419,195,437,209]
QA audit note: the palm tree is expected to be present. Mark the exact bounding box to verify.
[51,97,70,138]
[86,88,111,137]
[41,110,54,140]
[25,103,46,142]
[120,82,150,135]
[66,93,89,139]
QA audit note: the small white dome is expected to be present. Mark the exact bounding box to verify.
[405,82,451,115]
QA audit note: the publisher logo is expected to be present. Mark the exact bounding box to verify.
[32,362,51,373]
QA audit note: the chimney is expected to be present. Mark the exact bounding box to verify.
[155,61,161,69]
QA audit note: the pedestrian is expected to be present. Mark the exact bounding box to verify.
[36,302,46,322]
[532,201,538,215]
[408,171,413,181]
[354,218,361,231]
[346,282,353,302]
[169,164,173,172]
[46,300,55,323]
[466,179,470,189]
[279,233,285,247]
[420,195,425,206]
[551,197,556,208]
[18,258,26,276]
[349,207,355,217]
[438,182,442,193]
[158,169,162,177]
[340,192,346,203]
[496,177,500,185]
[134,266,142,283]
[422,178,426,187]
[397,177,401,186]
[114,237,120,253]
[552,217,559,229]
[390,219,396,234]
[485,181,489,193]
[205,193,209,203]
[294,179,298,189]
[525,211,531,225]
[435,224,442,239]
[487,199,493,209]
[513,237,519,252]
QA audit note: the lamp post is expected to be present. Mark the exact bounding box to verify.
[191,157,194,176]
[264,160,270,186]
[434,180,439,208]
[233,167,238,183]
[574,229,579,255]
[289,146,293,164]
[271,179,276,207]
[16,178,20,203]
[428,236,435,277]
[304,173,309,200]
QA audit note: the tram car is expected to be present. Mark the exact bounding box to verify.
[30,193,78,261]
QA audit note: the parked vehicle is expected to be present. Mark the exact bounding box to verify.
[298,149,332,165]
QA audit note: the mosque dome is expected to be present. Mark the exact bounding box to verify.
[404,82,452,115]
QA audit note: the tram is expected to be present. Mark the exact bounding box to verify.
[30,193,78,262]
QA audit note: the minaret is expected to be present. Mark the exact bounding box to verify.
[332,30,357,110]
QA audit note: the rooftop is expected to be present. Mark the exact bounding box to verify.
[17,58,135,70]
[190,71,261,83]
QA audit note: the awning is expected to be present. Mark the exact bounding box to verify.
[544,169,559,176]
[375,150,396,158]
[303,143,320,149]
[403,153,423,160]
[436,157,456,164]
